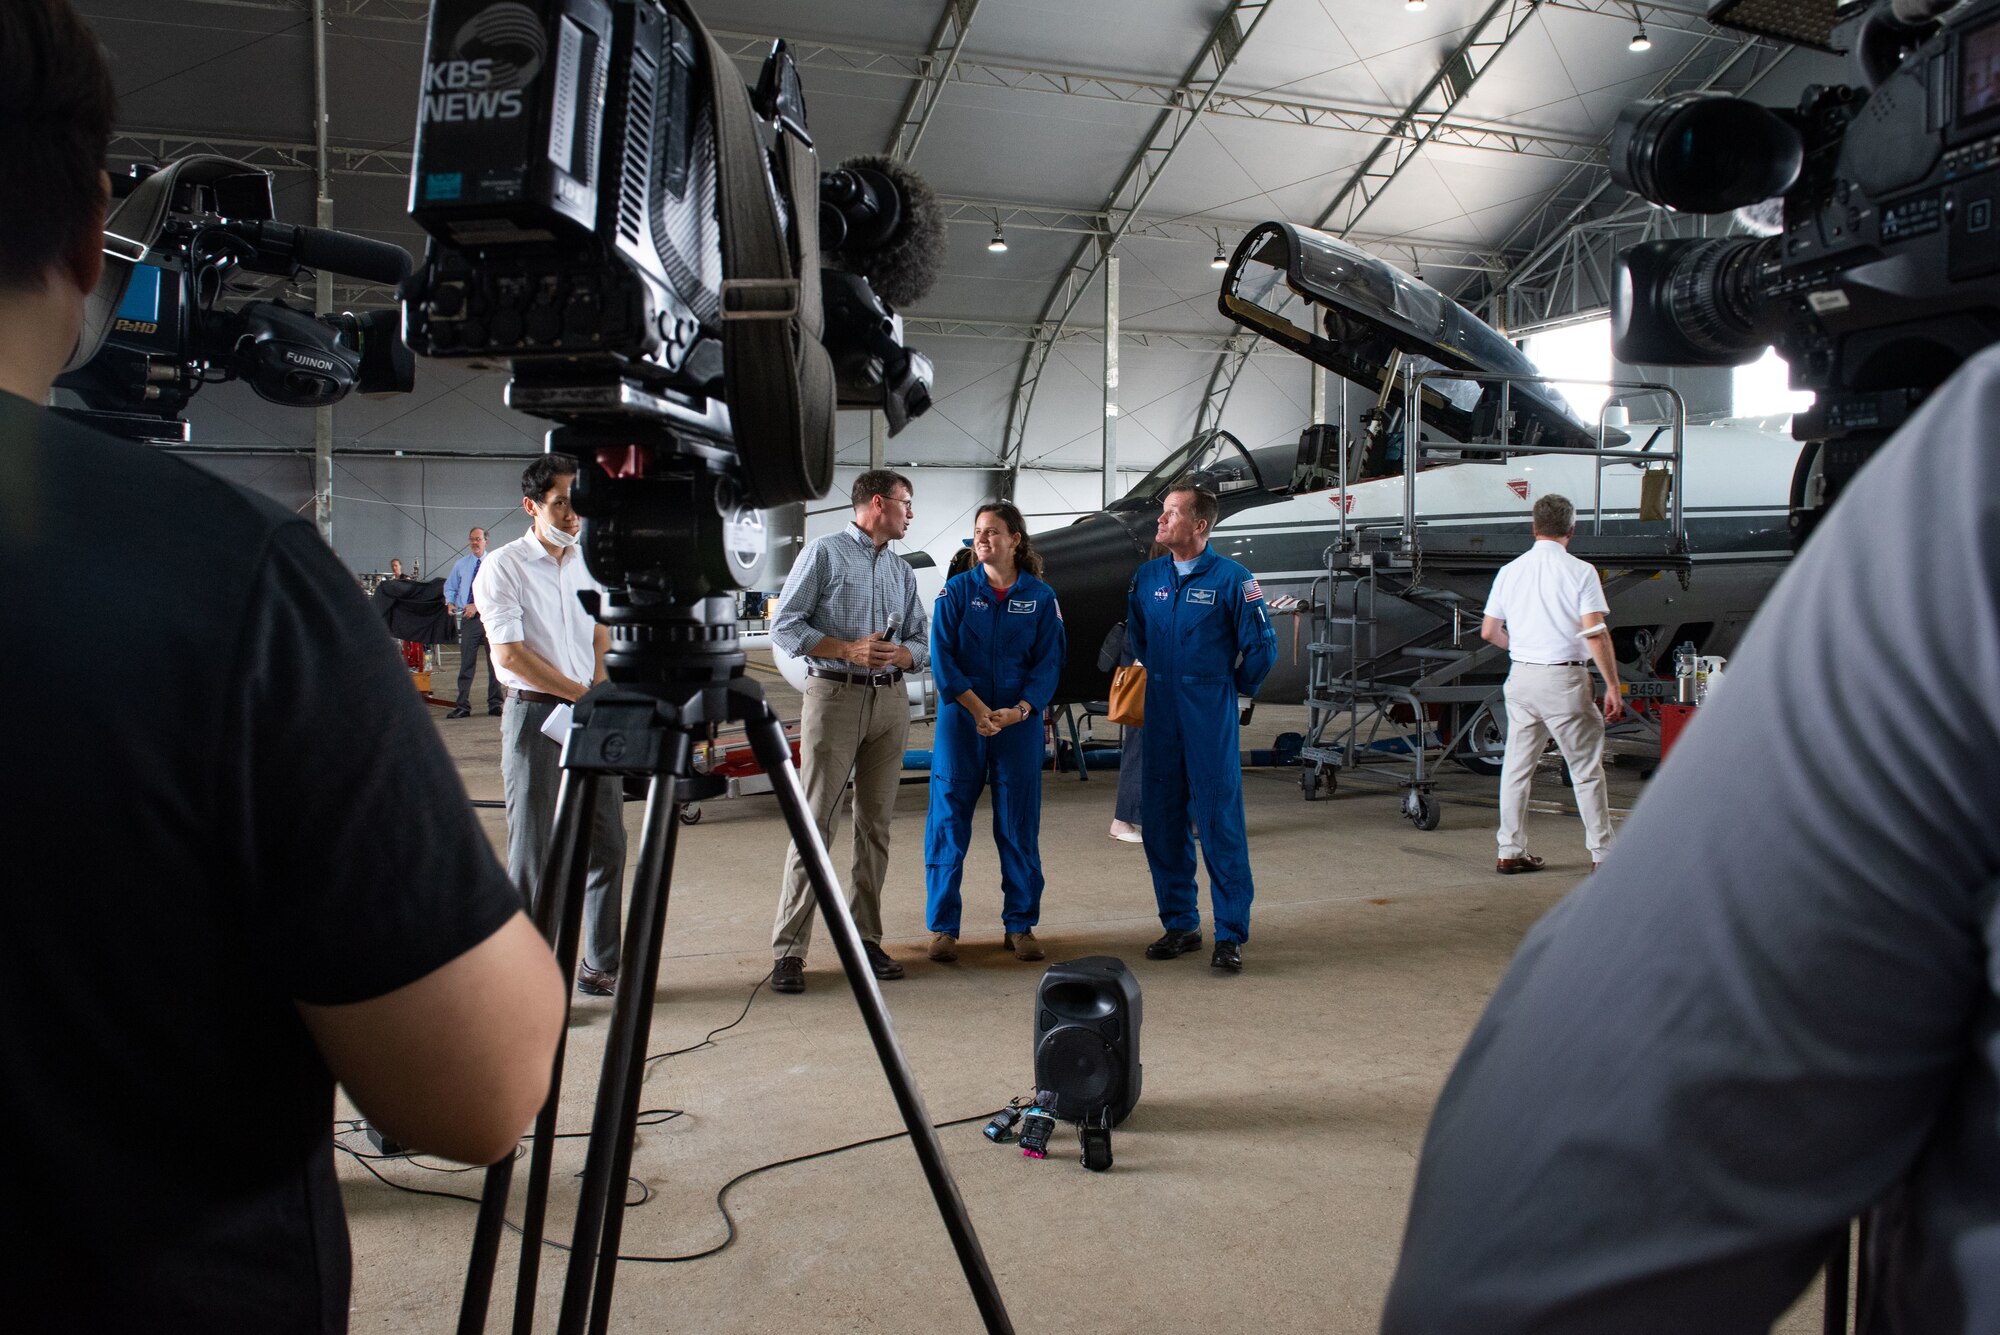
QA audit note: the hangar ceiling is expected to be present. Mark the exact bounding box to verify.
[81,0,1844,483]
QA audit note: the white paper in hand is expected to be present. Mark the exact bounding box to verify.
[539,702,574,744]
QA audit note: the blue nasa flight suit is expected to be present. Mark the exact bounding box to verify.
[1127,549,1278,944]
[925,568,1067,936]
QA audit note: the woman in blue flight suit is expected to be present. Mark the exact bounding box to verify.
[924,502,1067,963]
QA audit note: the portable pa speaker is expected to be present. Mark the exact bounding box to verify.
[1033,956,1142,1127]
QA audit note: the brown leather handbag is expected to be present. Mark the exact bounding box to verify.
[1106,663,1146,727]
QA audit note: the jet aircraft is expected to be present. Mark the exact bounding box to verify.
[1026,222,1803,756]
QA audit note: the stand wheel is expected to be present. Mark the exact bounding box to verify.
[679,805,703,826]
[1405,790,1441,831]
[1301,767,1321,801]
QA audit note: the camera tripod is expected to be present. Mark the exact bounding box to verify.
[455,591,1012,1335]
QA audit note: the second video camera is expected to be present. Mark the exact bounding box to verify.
[1607,0,2000,533]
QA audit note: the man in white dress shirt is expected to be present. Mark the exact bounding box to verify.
[1480,493,1622,874]
[475,453,626,995]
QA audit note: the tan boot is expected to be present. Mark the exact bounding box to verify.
[927,932,958,962]
[1005,930,1045,962]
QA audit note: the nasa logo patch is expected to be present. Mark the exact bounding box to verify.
[1153,587,1170,601]
[971,598,989,610]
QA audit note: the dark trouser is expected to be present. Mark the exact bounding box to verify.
[1114,724,1144,825]
[501,698,626,973]
[456,614,503,710]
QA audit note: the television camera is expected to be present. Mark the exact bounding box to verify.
[56,155,416,443]
[1608,0,2000,540]
[398,4,1003,1332]
[403,0,942,612]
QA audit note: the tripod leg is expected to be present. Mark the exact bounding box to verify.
[460,768,597,1335]
[512,774,601,1335]
[557,775,681,1335]
[583,783,687,1335]
[745,707,1015,1335]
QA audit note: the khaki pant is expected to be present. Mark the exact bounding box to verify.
[771,677,910,959]
[1496,661,1614,861]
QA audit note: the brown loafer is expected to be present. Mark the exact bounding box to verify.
[575,965,617,997]
[862,940,905,980]
[1004,930,1045,962]
[771,956,805,994]
[1496,855,1546,875]
[927,932,958,962]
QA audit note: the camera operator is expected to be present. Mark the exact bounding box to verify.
[1381,348,2000,1332]
[0,3,564,1329]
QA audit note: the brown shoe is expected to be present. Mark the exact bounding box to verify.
[576,965,617,997]
[1004,930,1045,962]
[1496,855,1547,875]
[862,940,905,980]
[928,933,958,962]
[771,956,805,994]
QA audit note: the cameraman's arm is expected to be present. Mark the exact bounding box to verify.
[298,913,563,1164]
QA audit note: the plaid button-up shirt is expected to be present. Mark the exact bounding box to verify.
[770,524,930,672]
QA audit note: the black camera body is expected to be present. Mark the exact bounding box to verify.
[55,156,415,443]
[1610,0,2000,532]
[406,0,724,389]
[403,0,940,609]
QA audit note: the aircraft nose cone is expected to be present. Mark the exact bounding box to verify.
[1033,510,1156,702]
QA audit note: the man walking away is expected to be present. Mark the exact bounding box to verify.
[443,525,502,718]
[477,456,627,996]
[767,470,931,993]
[1481,493,1622,874]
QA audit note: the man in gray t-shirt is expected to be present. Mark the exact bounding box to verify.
[1382,346,2000,1334]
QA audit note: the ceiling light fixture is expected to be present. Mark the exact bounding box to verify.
[1210,242,1229,270]
[1405,0,1426,11]
[1629,25,1651,50]
[987,225,1008,253]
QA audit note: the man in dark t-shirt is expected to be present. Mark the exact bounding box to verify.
[0,5,566,1330]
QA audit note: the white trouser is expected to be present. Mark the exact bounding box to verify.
[1496,661,1613,861]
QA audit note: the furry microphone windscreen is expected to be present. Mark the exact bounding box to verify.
[835,154,947,309]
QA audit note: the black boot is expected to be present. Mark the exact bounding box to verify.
[1144,928,1203,960]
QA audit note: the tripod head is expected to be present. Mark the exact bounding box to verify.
[558,421,770,696]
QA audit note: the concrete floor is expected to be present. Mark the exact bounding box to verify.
[343,650,1823,1333]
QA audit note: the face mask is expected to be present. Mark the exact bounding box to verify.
[539,516,579,549]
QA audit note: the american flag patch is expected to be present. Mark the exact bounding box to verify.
[1243,579,1263,603]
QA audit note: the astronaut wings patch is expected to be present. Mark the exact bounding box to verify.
[1242,579,1264,603]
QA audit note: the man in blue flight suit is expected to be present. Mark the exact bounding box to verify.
[1127,484,1278,972]
[925,504,1067,962]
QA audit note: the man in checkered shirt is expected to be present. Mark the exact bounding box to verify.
[766,470,931,994]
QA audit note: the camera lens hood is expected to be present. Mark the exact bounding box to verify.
[1610,92,1804,215]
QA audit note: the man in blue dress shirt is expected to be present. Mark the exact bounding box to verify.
[1126,484,1277,972]
[441,526,502,718]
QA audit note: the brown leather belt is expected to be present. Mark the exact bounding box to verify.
[807,666,904,687]
[508,688,572,705]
